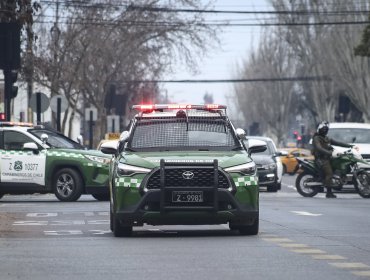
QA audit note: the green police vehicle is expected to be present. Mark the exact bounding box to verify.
[100,104,267,237]
[0,122,111,201]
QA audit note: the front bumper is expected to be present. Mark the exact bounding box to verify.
[113,188,258,226]
[257,169,276,186]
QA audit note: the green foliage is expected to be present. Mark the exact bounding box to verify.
[354,15,370,57]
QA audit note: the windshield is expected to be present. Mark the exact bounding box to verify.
[129,118,240,151]
[328,128,370,144]
[29,129,84,149]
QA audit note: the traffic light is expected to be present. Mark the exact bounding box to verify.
[5,70,18,100]
[11,85,18,99]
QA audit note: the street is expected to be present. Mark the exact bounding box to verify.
[0,174,370,280]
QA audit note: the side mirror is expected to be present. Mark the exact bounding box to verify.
[119,131,130,142]
[40,133,48,144]
[279,150,288,156]
[248,139,267,155]
[235,128,246,140]
[77,135,83,145]
[23,142,39,154]
[100,140,118,155]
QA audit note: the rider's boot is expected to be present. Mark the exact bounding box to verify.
[325,187,337,198]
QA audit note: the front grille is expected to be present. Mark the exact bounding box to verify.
[145,168,230,189]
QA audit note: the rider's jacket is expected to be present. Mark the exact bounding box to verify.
[312,133,351,160]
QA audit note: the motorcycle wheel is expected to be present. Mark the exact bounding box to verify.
[353,170,370,198]
[295,171,320,197]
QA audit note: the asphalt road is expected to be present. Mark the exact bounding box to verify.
[0,175,369,280]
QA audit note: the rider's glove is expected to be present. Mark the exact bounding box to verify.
[332,150,342,158]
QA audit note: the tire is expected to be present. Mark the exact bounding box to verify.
[353,170,370,198]
[267,184,279,192]
[112,214,132,237]
[53,168,83,202]
[110,209,114,232]
[230,216,259,236]
[91,193,110,201]
[295,171,320,197]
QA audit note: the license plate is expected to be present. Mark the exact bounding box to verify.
[172,191,203,203]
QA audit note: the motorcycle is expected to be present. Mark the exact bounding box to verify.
[295,148,370,198]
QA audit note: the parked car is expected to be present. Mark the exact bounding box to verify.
[100,104,267,237]
[0,122,111,201]
[245,136,283,192]
[279,148,313,175]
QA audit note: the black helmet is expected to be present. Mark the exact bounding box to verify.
[317,121,329,136]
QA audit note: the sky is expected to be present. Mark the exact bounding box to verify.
[163,0,270,107]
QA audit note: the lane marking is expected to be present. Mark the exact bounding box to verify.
[262,238,293,243]
[13,220,109,226]
[351,271,370,276]
[329,262,370,269]
[290,248,326,254]
[312,255,347,260]
[291,211,322,216]
[44,230,82,236]
[278,243,309,248]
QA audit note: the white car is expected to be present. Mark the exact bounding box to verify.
[328,122,370,169]
[245,136,283,192]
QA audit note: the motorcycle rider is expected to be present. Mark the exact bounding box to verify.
[312,121,353,198]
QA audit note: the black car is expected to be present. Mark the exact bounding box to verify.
[246,136,283,192]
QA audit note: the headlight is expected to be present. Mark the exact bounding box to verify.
[117,163,151,176]
[84,155,111,165]
[224,162,256,175]
[261,163,276,170]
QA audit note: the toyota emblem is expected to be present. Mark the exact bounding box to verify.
[182,171,194,180]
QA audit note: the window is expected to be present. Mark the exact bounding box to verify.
[3,131,35,151]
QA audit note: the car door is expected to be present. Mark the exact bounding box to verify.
[0,130,46,187]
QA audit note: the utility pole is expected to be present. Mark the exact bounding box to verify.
[50,0,60,127]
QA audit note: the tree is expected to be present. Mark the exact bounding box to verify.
[31,0,219,146]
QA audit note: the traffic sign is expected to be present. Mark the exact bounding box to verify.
[50,95,68,113]
[85,107,97,121]
[30,92,49,113]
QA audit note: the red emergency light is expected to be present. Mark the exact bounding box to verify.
[132,104,226,111]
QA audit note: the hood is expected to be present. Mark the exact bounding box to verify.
[121,151,252,169]
[250,154,274,165]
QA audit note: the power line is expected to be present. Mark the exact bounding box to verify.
[118,77,330,84]
[34,19,370,27]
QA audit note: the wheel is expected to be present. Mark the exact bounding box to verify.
[91,193,110,201]
[353,170,370,198]
[230,216,259,236]
[53,168,83,202]
[112,213,132,237]
[267,185,279,192]
[295,172,320,197]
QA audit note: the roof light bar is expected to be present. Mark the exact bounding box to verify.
[132,104,226,111]
[0,121,34,127]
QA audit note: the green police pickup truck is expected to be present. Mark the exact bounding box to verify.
[0,122,111,201]
[100,104,267,237]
